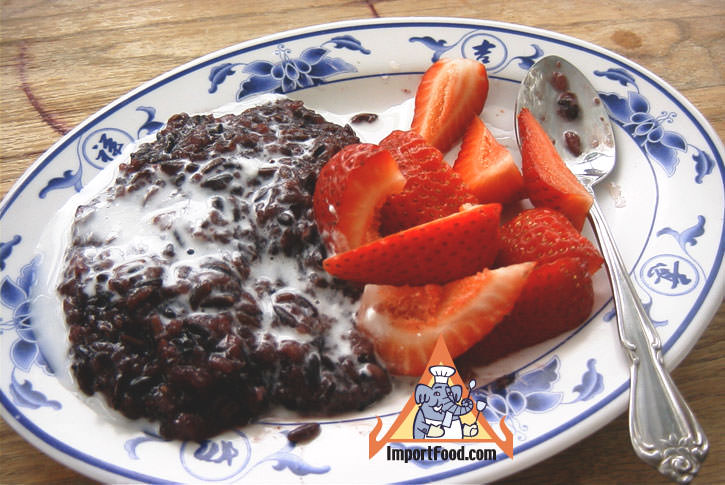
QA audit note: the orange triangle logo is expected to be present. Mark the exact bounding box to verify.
[368,335,514,459]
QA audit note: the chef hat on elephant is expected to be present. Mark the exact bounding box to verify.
[429,365,456,384]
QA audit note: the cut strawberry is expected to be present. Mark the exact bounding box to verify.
[356,262,535,376]
[517,108,593,231]
[453,116,524,204]
[324,203,501,285]
[313,143,406,254]
[378,130,477,234]
[496,207,603,275]
[459,257,594,366]
[411,58,489,153]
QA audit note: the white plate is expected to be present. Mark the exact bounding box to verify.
[1,18,723,483]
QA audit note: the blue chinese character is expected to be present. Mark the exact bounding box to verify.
[92,133,124,163]
[647,261,691,289]
[473,39,496,63]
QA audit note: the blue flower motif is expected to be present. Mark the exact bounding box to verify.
[1,256,59,410]
[236,43,356,100]
[599,90,686,177]
[473,357,563,440]
[0,256,50,374]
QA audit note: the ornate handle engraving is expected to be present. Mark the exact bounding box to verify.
[587,198,708,483]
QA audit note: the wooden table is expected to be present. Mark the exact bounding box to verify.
[1,1,722,483]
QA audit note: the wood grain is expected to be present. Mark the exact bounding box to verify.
[1,1,723,483]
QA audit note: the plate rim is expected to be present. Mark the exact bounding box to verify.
[1,16,723,483]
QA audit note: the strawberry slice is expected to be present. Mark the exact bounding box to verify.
[459,257,594,366]
[378,130,477,234]
[313,143,406,254]
[517,108,593,230]
[496,207,604,275]
[323,203,501,285]
[453,116,524,204]
[356,262,535,376]
[411,58,489,153]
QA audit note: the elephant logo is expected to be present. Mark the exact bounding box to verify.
[413,365,479,439]
[368,335,515,460]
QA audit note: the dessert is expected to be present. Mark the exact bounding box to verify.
[41,57,604,442]
[55,99,391,441]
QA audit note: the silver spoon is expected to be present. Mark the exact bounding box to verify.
[515,55,708,483]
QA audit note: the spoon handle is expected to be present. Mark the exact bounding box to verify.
[587,197,708,483]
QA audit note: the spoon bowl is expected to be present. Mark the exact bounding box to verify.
[515,55,708,484]
[515,55,616,188]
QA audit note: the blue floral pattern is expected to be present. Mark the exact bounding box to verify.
[0,257,59,410]
[125,429,329,481]
[410,30,543,74]
[595,68,715,184]
[472,357,604,441]
[209,36,369,100]
[0,20,721,483]
[38,106,163,197]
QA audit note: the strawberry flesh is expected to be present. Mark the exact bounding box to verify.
[356,262,535,376]
[518,108,593,231]
[453,116,524,204]
[411,58,489,153]
[313,143,406,254]
[323,203,501,285]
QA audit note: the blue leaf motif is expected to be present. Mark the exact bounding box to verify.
[410,36,452,62]
[9,375,61,410]
[0,276,26,309]
[299,47,329,65]
[308,57,355,79]
[599,92,631,124]
[237,75,283,100]
[243,60,275,76]
[268,451,330,476]
[39,167,83,198]
[487,393,509,417]
[594,67,636,87]
[570,359,605,402]
[324,35,371,54]
[627,91,650,114]
[0,235,21,271]
[512,44,544,70]
[11,338,38,372]
[124,432,167,460]
[136,106,164,138]
[16,256,38,294]
[692,148,715,183]
[208,63,240,94]
[646,138,681,175]
[510,356,559,393]
[660,131,687,151]
[657,215,705,251]
[524,391,563,412]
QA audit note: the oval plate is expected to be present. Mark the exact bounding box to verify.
[1,18,723,483]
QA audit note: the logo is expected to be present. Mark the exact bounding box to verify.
[369,335,514,461]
